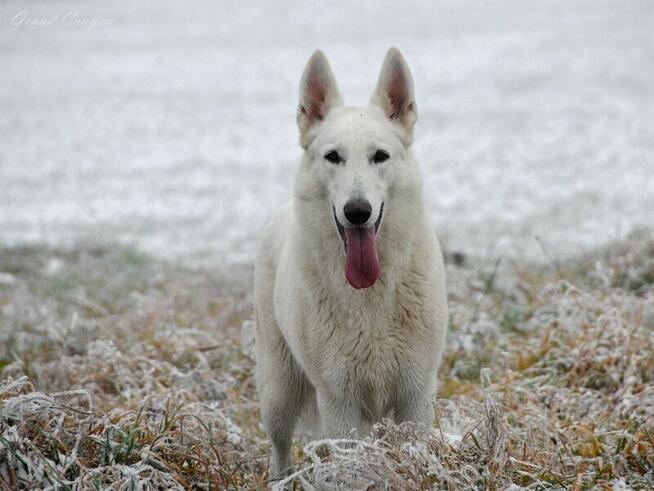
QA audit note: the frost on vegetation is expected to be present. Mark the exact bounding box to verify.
[1,234,654,488]
[0,246,264,488]
[275,393,509,490]
[0,376,260,489]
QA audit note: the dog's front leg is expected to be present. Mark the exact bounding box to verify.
[394,375,434,427]
[257,336,310,478]
[317,390,364,438]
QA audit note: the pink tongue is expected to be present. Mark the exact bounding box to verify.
[344,227,380,289]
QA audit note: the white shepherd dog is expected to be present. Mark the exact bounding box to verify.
[254,48,448,476]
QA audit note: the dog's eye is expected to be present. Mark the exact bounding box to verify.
[324,150,342,164]
[373,150,390,164]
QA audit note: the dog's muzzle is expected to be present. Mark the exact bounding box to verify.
[333,202,384,251]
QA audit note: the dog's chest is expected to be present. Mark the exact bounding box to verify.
[305,292,419,405]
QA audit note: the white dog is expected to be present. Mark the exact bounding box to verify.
[254,48,448,476]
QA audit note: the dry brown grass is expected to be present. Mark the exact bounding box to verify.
[1,232,653,489]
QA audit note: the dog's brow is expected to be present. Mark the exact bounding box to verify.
[320,144,343,155]
[368,142,388,153]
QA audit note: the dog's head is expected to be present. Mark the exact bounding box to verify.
[295,48,420,290]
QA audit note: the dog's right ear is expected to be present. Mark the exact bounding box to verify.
[297,50,343,147]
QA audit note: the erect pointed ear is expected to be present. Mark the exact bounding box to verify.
[297,50,343,146]
[370,47,417,142]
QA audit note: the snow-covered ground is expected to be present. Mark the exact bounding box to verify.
[1,0,652,266]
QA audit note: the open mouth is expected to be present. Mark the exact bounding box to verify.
[333,202,384,289]
[333,201,384,252]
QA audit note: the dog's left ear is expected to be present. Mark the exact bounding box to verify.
[370,48,417,143]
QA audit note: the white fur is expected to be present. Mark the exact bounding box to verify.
[254,48,448,476]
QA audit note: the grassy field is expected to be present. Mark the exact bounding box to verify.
[0,233,653,489]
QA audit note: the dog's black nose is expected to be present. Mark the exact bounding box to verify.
[343,199,372,225]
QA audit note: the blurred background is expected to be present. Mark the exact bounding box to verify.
[1,0,652,268]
